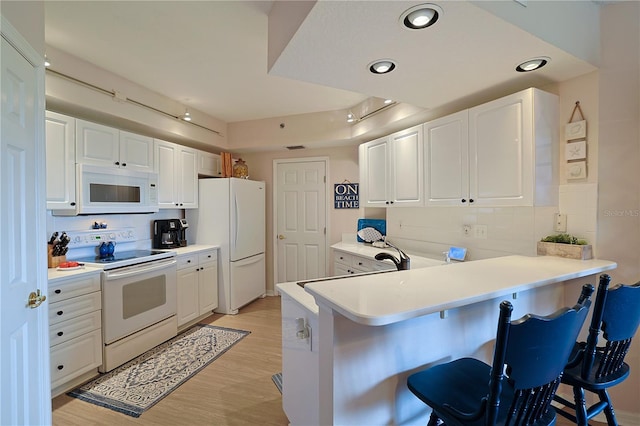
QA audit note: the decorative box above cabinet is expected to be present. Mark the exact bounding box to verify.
[425,88,558,207]
[75,119,154,172]
[359,125,424,207]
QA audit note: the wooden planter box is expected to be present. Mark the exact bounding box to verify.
[537,241,592,260]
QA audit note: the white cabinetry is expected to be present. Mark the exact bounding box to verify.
[333,250,394,276]
[424,88,558,207]
[48,271,102,397]
[176,248,218,330]
[197,151,222,177]
[154,139,199,209]
[45,111,77,211]
[359,125,423,207]
[76,119,154,172]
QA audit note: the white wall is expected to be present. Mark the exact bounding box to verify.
[594,1,640,419]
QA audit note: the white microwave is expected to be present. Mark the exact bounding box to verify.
[53,164,159,216]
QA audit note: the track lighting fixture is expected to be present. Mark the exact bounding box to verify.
[181,109,192,122]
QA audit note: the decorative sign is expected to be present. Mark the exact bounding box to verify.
[334,182,359,209]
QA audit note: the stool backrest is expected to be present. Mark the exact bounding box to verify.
[581,274,640,380]
[487,284,594,425]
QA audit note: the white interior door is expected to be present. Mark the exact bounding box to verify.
[275,159,327,283]
[1,23,51,425]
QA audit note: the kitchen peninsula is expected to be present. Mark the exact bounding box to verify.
[277,255,616,425]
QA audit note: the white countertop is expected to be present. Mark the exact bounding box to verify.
[48,265,102,281]
[161,244,220,256]
[281,255,616,327]
[331,241,444,269]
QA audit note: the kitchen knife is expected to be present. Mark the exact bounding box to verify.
[48,232,58,245]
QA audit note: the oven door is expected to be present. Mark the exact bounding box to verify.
[102,258,177,344]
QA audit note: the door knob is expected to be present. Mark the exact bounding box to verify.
[278,235,286,240]
[27,290,46,309]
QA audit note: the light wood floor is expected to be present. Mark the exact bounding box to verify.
[52,295,593,425]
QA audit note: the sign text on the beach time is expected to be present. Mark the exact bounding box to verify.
[334,183,359,209]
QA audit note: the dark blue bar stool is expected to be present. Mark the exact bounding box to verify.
[407,284,595,426]
[554,274,640,425]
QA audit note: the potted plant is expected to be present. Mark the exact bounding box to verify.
[537,233,592,260]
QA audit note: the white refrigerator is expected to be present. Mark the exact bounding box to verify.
[186,178,266,314]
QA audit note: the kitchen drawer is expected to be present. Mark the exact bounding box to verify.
[198,249,217,265]
[334,251,353,266]
[49,310,101,347]
[177,254,198,270]
[50,329,102,389]
[48,273,101,304]
[49,292,101,325]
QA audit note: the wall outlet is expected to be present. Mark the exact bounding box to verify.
[463,224,471,236]
[554,213,567,232]
[474,224,488,239]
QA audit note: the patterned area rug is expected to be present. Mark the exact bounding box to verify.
[68,324,249,417]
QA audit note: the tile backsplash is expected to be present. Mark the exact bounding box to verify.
[46,209,183,259]
[383,184,598,260]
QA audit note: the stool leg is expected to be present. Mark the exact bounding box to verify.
[427,411,443,426]
[572,386,588,426]
[598,390,619,426]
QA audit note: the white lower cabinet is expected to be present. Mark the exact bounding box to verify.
[176,248,218,330]
[48,271,102,397]
[333,250,395,276]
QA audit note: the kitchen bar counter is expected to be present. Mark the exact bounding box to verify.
[48,265,102,281]
[304,254,617,326]
[277,254,617,425]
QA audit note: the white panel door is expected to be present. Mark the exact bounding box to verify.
[424,110,470,206]
[1,30,51,425]
[275,160,327,283]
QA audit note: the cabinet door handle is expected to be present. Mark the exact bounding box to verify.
[57,310,63,316]
[469,198,475,203]
[57,331,63,337]
[461,199,466,203]
[115,161,120,166]
[57,365,64,370]
[70,202,76,206]
[54,289,61,294]
[122,163,127,167]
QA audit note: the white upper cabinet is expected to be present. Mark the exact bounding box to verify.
[360,125,424,207]
[425,88,558,207]
[154,139,198,209]
[424,111,469,206]
[76,120,154,172]
[197,151,221,177]
[45,111,77,211]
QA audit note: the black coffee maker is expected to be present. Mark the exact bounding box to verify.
[153,219,188,249]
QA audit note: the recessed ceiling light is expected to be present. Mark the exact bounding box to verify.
[400,4,442,30]
[384,99,393,104]
[516,57,550,72]
[181,109,192,121]
[369,60,396,75]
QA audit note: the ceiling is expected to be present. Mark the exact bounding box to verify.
[44,1,599,126]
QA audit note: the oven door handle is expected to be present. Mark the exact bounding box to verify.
[104,258,177,280]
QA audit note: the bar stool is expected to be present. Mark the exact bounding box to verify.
[554,274,640,425]
[407,284,595,426]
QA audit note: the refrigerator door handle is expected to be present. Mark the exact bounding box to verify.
[233,195,239,249]
[232,253,265,267]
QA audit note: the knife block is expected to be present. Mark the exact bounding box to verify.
[47,244,66,268]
